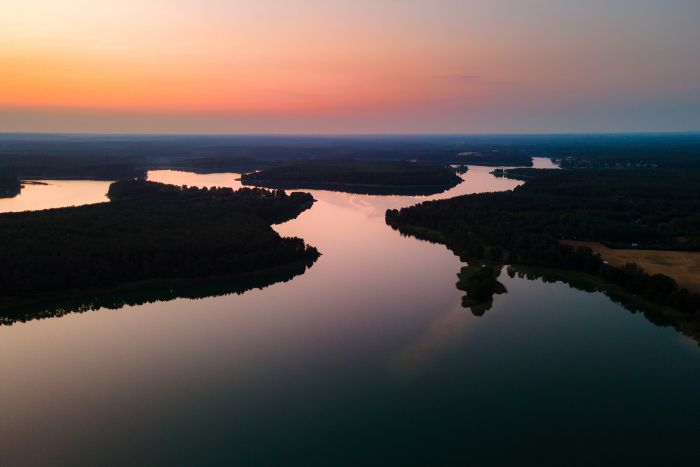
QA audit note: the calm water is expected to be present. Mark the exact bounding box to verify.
[0,179,110,213]
[1,160,698,466]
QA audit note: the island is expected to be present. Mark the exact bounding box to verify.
[240,159,463,195]
[0,179,319,318]
[386,168,700,335]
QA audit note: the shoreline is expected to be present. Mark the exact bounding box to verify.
[241,178,463,195]
[388,219,700,344]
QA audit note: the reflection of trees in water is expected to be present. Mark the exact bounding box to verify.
[0,259,316,326]
[387,216,699,343]
[508,266,700,345]
[387,205,700,345]
[457,264,699,345]
[457,264,507,316]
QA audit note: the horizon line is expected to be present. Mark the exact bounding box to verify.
[1,130,700,138]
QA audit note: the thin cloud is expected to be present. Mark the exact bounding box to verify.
[441,74,515,87]
[451,74,481,82]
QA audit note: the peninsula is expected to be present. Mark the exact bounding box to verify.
[0,179,319,313]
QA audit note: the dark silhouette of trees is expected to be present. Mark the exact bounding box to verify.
[0,180,319,308]
[457,264,507,314]
[387,169,700,315]
[241,159,462,195]
[0,176,21,198]
[2,134,700,180]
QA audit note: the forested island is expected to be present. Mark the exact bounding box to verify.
[240,159,463,195]
[386,168,700,324]
[0,179,319,315]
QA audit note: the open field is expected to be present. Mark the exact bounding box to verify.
[562,240,700,293]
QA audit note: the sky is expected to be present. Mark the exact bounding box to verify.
[1,0,699,134]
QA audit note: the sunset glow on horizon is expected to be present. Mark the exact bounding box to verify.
[2,0,699,134]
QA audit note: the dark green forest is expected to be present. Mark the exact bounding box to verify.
[456,151,533,167]
[241,159,462,195]
[386,168,700,315]
[2,134,699,182]
[0,180,319,307]
[0,177,21,198]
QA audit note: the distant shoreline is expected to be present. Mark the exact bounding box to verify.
[242,178,462,195]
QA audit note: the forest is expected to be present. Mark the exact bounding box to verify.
[455,151,533,167]
[240,159,463,195]
[0,176,21,198]
[2,134,699,180]
[386,168,700,315]
[459,133,700,168]
[0,179,319,308]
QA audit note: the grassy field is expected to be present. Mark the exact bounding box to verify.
[562,240,700,293]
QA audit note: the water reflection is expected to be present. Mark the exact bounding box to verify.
[388,305,472,379]
[1,260,316,326]
[0,179,111,213]
[2,165,688,343]
[1,164,698,466]
[148,165,521,204]
[0,163,529,215]
[531,156,560,169]
[509,265,700,344]
[147,170,244,189]
[5,163,675,333]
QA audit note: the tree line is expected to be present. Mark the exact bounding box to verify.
[240,159,463,195]
[0,177,21,198]
[0,179,318,304]
[386,168,700,315]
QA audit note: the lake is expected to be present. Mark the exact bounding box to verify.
[1,159,698,466]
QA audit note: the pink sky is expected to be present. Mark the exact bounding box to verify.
[1,0,699,133]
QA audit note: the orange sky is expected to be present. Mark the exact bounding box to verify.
[1,1,699,133]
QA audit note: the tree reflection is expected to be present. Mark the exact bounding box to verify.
[508,265,700,345]
[0,258,316,325]
[457,264,507,316]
